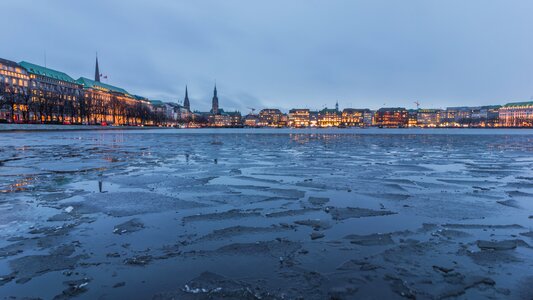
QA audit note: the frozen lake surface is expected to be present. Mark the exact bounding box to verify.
[0,129,532,299]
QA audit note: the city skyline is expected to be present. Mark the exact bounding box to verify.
[2,1,533,112]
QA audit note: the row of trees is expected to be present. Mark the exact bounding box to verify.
[0,81,170,126]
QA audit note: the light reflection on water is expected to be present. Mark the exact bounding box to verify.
[0,129,532,299]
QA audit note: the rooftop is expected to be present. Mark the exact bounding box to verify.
[289,108,310,113]
[149,100,165,106]
[19,61,77,84]
[343,108,370,113]
[418,109,442,113]
[0,58,22,69]
[223,111,241,116]
[502,101,533,108]
[260,108,282,114]
[320,108,340,114]
[377,107,407,112]
[76,77,131,96]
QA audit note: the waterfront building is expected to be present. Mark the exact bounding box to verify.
[288,108,310,127]
[78,77,146,125]
[279,113,288,127]
[243,114,260,127]
[0,56,170,126]
[149,100,165,113]
[229,111,243,127]
[341,108,372,127]
[363,110,374,127]
[416,109,442,127]
[258,108,284,127]
[309,111,319,127]
[20,61,82,123]
[499,101,533,127]
[471,105,500,127]
[0,58,30,122]
[374,107,408,128]
[442,107,472,127]
[163,102,178,123]
[209,110,242,127]
[174,104,190,121]
[407,109,417,127]
[132,95,155,124]
[441,106,500,127]
[225,111,242,127]
[190,111,211,126]
[318,107,341,127]
[212,114,229,127]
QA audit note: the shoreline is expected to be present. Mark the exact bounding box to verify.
[1,123,533,134]
[0,123,172,132]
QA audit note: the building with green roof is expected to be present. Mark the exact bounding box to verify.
[149,100,164,106]
[76,77,131,96]
[499,101,533,127]
[19,61,77,85]
[17,61,81,123]
[502,101,533,108]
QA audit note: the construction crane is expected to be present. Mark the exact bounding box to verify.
[247,107,256,115]
[414,101,420,109]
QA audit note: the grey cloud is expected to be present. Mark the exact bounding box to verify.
[1,0,532,112]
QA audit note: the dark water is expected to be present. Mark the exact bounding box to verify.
[0,129,532,299]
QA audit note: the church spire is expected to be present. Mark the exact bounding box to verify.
[95,54,100,82]
[212,83,219,115]
[183,85,190,110]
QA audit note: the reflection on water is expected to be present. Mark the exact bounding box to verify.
[0,176,34,194]
[0,129,532,299]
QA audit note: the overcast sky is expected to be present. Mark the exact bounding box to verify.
[2,0,532,112]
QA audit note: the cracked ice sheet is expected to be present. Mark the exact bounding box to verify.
[0,129,532,299]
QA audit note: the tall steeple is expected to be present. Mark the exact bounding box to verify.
[95,54,100,82]
[335,101,339,112]
[211,84,219,115]
[183,85,190,110]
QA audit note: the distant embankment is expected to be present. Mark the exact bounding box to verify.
[0,124,167,131]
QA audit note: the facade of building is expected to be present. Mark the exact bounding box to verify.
[441,106,501,127]
[309,111,319,127]
[288,109,310,127]
[211,114,231,127]
[0,58,30,122]
[78,77,145,125]
[259,109,284,127]
[209,111,242,127]
[442,107,472,127]
[471,106,500,127]
[20,61,82,123]
[416,109,442,127]
[243,114,260,127]
[318,108,341,127]
[341,108,372,127]
[407,110,417,127]
[4,56,533,128]
[0,56,179,126]
[374,107,408,128]
[499,101,533,127]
